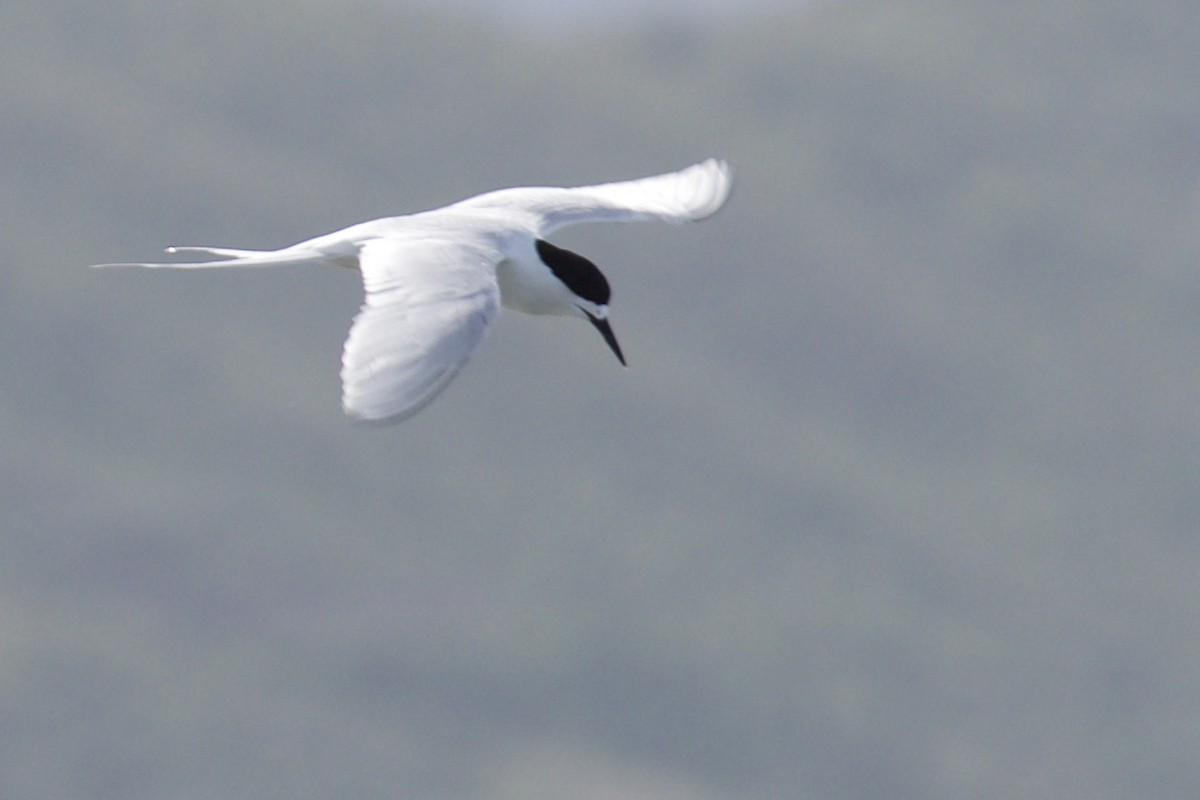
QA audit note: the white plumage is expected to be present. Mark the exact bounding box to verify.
[94,159,733,424]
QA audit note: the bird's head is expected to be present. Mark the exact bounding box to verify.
[536,239,625,366]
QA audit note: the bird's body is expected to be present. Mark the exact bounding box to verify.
[95,159,732,424]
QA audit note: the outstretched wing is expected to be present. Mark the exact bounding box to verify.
[458,158,734,236]
[340,236,501,425]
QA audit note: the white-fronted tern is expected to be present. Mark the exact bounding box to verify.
[94,159,733,424]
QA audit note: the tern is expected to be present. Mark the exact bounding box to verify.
[94,158,733,424]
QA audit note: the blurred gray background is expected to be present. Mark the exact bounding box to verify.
[3,0,1199,798]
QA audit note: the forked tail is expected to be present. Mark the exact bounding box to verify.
[91,246,328,270]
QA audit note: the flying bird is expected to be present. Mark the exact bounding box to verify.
[94,159,733,424]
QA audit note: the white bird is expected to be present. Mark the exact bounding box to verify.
[94,159,733,424]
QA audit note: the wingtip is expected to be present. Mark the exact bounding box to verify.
[342,402,425,427]
[344,411,400,428]
[711,157,734,203]
[685,157,734,221]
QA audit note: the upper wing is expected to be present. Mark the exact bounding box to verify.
[340,236,501,425]
[458,158,733,236]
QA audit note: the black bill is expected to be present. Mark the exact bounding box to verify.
[583,310,626,366]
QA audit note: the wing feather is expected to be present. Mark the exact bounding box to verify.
[340,237,500,425]
[458,158,733,235]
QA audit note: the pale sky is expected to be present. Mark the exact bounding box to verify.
[375,0,800,31]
